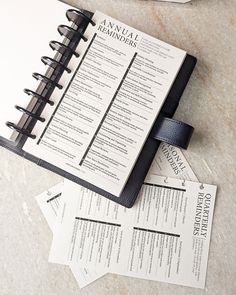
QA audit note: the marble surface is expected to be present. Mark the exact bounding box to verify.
[1,0,236,294]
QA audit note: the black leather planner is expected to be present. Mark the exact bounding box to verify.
[0,5,197,207]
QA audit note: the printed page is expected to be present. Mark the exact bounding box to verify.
[24,11,186,197]
[35,183,105,288]
[148,143,198,181]
[49,176,217,288]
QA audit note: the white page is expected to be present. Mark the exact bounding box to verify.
[148,143,198,181]
[35,183,105,288]
[24,11,186,197]
[50,176,217,289]
[0,0,70,139]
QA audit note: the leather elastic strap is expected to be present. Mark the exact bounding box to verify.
[151,117,194,149]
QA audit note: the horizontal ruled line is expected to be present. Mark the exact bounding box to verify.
[46,193,61,203]
[134,227,180,238]
[75,217,121,227]
[144,182,186,192]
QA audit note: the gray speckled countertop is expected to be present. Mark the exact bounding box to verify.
[0,0,236,294]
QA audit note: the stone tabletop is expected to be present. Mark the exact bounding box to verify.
[0,0,235,294]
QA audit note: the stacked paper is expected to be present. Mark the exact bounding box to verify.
[35,143,217,289]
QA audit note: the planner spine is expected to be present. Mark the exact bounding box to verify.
[6,9,95,139]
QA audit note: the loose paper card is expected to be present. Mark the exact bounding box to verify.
[148,143,198,181]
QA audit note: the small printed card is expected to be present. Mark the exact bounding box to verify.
[148,143,198,181]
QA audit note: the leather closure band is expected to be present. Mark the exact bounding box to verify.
[151,117,194,149]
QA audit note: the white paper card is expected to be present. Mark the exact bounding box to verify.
[35,183,105,288]
[35,183,63,231]
[50,176,217,288]
[148,143,198,181]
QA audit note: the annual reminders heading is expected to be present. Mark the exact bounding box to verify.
[23,11,187,197]
[97,18,139,47]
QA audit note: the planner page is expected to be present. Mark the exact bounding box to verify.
[24,11,186,197]
[0,0,69,139]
